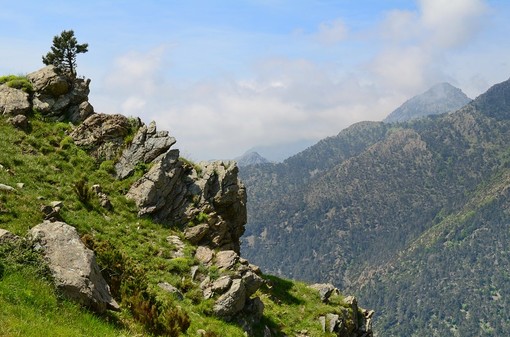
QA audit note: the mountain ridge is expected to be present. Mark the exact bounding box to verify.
[240,76,510,336]
[383,82,471,123]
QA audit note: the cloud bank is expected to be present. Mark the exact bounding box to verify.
[91,0,502,161]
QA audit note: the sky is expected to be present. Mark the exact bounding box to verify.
[1,0,510,161]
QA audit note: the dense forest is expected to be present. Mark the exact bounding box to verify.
[240,78,510,336]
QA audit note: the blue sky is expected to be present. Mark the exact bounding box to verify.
[1,0,509,161]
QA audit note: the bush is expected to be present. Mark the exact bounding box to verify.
[73,178,92,204]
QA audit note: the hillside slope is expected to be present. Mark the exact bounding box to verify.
[0,68,373,337]
[240,77,510,336]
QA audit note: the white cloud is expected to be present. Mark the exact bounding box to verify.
[419,0,487,48]
[88,0,498,161]
[315,19,348,45]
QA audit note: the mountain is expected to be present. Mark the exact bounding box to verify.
[235,151,270,167]
[0,67,373,337]
[240,77,510,336]
[383,82,471,123]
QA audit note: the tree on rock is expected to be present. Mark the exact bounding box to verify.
[42,30,88,78]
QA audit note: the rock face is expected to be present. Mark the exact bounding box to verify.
[29,221,119,313]
[126,150,247,253]
[70,113,133,160]
[27,66,94,123]
[115,121,176,179]
[198,248,264,319]
[0,85,31,116]
[0,66,94,123]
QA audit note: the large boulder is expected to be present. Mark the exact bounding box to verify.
[27,66,93,123]
[0,85,31,116]
[29,221,119,313]
[70,113,132,160]
[115,121,176,179]
[213,279,246,318]
[27,65,69,96]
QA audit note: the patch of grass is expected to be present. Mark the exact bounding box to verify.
[255,275,353,336]
[0,75,33,93]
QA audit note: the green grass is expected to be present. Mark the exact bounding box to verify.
[0,113,360,337]
[0,75,33,93]
[255,275,354,336]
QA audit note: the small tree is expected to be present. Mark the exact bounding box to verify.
[42,30,88,78]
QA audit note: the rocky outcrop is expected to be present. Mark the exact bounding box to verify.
[27,66,94,123]
[29,221,119,313]
[310,283,337,303]
[115,121,176,179]
[70,113,133,160]
[126,149,247,253]
[0,66,93,123]
[0,85,31,116]
[197,248,264,320]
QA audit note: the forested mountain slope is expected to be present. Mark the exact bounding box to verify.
[240,77,510,336]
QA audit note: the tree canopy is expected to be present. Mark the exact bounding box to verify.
[42,30,88,78]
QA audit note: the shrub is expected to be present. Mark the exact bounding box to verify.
[73,178,92,204]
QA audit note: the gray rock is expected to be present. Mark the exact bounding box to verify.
[167,235,185,258]
[326,313,340,332]
[27,66,93,123]
[244,296,264,320]
[40,204,62,222]
[0,85,31,116]
[29,221,119,313]
[126,149,187,221]
[158,282,184,301]
[115,121,176,179]
[0,183,15,192]
[213,279,246,318]
[126,154,247,253]
[27,65,69,96]
[184,223,210,244]
[215,250,239,270]
[7,114,29,130]
[242,271,264,296]
[319,316,326,332]
[70,113,131,160]
[0,228,20,244]
[211,275,232,294]
[195,245,214,264]
[309,283,337,302]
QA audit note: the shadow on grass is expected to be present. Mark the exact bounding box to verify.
[261,274,303,305]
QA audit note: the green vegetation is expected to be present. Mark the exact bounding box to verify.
[240,78,510,336]
[0,75,33,93]
[0,110,359,336]
[42,30,88,77]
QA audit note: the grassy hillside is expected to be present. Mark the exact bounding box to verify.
[0,107,366,336]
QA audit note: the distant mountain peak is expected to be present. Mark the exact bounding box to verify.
[235,151,270,167]
[384,82,471,123]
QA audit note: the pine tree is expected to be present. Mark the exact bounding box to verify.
[42,30,88,78]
